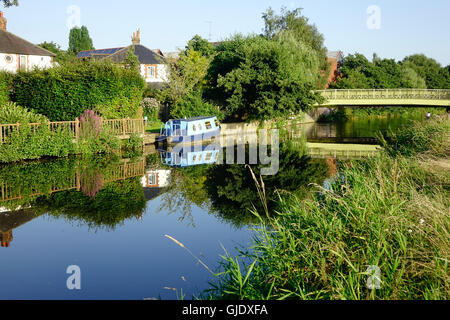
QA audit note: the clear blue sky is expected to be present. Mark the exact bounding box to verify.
[3,0,450,65]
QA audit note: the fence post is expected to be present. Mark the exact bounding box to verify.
[123,119,126,135]
[75,117,79,140]
[0,125,2,144]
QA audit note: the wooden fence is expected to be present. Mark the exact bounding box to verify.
[0,118,145,144]
[0,159,146,203]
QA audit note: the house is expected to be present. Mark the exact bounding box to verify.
[77,30,168,87]
[326,50,344,88]
[0,12,55,73]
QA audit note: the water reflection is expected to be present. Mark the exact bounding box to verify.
[205,141,330,227]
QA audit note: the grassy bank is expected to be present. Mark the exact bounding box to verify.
[205,117,449,300]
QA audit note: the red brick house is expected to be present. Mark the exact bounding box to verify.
[326,51,344,88]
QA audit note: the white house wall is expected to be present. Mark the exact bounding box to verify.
[140,63,168,83]
[0,53,53,73]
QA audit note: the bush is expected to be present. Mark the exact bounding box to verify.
[0,125,76,163]
[0,71,12,105]
[140,98,161,121]
[170,92,224,120]
[11,59,146,121]
[0,102,48,124]
[122,133,143,159]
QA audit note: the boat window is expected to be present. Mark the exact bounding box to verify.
[214,119,219,127]
[198,154,202,162]
[192,125,197,132]
[198,123,202,130]
[205,121,212,130]
[205,152,212,161]
[193,155,197,161]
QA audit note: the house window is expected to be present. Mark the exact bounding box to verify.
[5,55,13,64]
[146,65,157,79]
[205,121,212,130]
[19,55,27,71]
[146,173,158,187]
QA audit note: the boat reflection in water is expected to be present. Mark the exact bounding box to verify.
[158,142,221,168]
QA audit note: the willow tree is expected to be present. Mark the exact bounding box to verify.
[262,7,330,88]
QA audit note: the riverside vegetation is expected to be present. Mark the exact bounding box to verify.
[204,117,449,300]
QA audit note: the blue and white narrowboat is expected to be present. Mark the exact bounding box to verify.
[158,116,221,144]
[159,143,221,168]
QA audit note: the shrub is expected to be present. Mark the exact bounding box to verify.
[0,102,48,124]
[11,59,146,121]
[170,92,224,120]
[122,133,143,158]
[0,124,76,163]
[140,98,161,121]
[0,71,12,105]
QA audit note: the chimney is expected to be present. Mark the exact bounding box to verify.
[0,12,7,31]
[132,29,140,45]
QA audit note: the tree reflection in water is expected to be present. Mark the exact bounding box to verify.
[157,141,331,228]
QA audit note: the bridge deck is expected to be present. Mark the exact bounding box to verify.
[315,89,450,107]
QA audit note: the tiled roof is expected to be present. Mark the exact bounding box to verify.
[0,29,55,56]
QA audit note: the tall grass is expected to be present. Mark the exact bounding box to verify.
[205,117,450,300]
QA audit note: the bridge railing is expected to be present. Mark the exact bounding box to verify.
[315,89,450,101]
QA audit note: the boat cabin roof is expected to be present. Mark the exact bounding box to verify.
[170,116,217,123]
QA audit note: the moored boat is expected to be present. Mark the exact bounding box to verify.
[158,116,221,144]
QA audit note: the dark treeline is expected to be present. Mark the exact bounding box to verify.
[330,53,450,90]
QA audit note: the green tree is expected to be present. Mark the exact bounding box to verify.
[402,54,450,89]
[207,33,323,121]
[161,48,213,104]
[38,41,76,64]
[262,7,329,88]
[186,35,216,57]
[331,53,428,89]
[122,46,140,72]
[68,26,94,55]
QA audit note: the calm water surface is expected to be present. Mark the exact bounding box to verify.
[0,115,423,299]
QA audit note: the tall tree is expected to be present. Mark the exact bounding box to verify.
[262,7,329,88]
[2,0,18,7]
[402,54,450,89]
[206,33,323,121]
[68,26,94,55]
[186,35,216,57]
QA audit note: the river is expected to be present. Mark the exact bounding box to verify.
[0,114,423,299]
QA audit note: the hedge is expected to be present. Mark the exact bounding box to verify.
[0,71,12,105]
[11,60,146,121]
